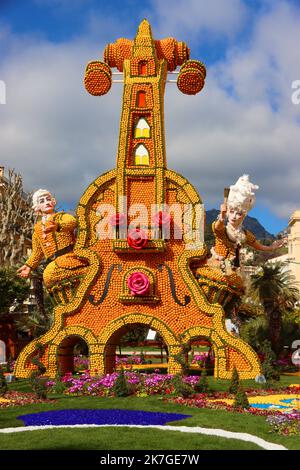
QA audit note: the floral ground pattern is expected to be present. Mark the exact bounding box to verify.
[17,409,192,426]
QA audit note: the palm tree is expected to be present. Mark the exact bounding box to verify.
[14,307,53,338]
[250,262,299,356]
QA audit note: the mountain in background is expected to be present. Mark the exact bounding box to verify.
[205,209,275,245]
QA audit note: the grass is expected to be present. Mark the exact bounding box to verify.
[0,427,263,450]
[1,376,300,450]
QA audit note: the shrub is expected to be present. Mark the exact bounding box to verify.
[204,353,214,376]
[6,356,15,373]
[112,367,131,397]
[195,367,210,393]
[0,267,30,313]
[172,374,194,398]
[173,351,189,375]
[240,316,268,350]
[260,340,280,382]
[228,367,239,394]
[240,312,300,359]
[50,371,67,395]
[30,343,47,400]
[233,385,249,409]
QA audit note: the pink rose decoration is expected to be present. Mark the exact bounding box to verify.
[127,228,148,249]
[152,211,171,227]
[127,272,150,296]
[109,213,126,227]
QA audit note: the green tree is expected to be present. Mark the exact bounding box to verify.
[240,311,300,360]
[112,367,131,397]
[233,385,250,409]
[174,346,190,376]
[13,275,54,338]
[250,262,299,355]
[260,339,280,382]
[0,168,34,267]
[29,343,47,399]
[196,367,210,393]
[204,350,214,376]
[14,307,53,338]
[0,267,30,314]
[281,310,300,348]
[172,374,194,398]
[236,299,264,323]
[240,316,268,350]
[228,367,240,395]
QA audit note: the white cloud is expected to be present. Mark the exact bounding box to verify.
[147,0,248,42]
[0,1,299,231]
[0,31,122,208]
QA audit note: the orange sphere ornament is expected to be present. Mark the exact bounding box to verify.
[84,61,112,96]
[177,60,206,95]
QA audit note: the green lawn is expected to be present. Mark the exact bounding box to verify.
[0,427,263,450]
[1,378,299,450]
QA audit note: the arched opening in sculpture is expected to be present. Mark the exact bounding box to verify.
[187,336,215,376]
[103,323,169,374]
[57,335,89,375]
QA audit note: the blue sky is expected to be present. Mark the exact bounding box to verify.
[1,0,300,234]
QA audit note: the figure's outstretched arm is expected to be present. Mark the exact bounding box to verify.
[251,238,287,252]
[214,202,227,230]
[17,231,44,278]
[17,264,31,278]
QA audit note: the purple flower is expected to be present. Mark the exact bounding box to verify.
[18,409,191,426]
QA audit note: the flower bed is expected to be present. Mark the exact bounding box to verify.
[266,411,300,436]
[165,390,300,436]
[46,370,300,403]
[49,371,201,396]
[17,409,191,426]
[46,371,200,397]
[0,391,55,408]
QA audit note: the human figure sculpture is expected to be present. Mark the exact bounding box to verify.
[211,174,285,273]
[17,189,87,289]
[193,175,286,308]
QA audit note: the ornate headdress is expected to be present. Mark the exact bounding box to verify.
[227,175,259,214]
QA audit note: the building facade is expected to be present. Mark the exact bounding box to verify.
[268,211,300,287]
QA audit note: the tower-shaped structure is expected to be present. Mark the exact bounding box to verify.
[15,20,261,379]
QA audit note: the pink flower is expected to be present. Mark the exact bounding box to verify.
[109,213,126,227]
[127,228,148,249]
[152,211,171,227]
[127,271,150,296]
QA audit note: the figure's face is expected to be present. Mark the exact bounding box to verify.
[227,207,245,228]
[37,193,56,214]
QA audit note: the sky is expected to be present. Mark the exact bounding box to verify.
[0,0,300,235]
